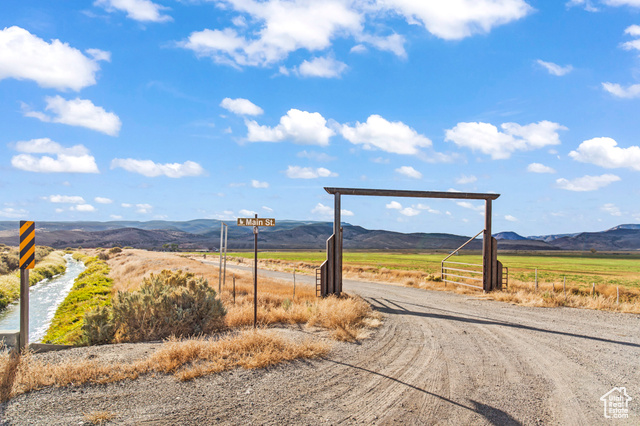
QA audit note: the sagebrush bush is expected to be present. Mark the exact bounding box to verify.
[83,270,226,344]
[82,305,115,345]
[97,252,110,261]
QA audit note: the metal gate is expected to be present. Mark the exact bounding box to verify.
[441,230,484,290]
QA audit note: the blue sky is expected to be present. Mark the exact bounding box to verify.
[2,0,640,237]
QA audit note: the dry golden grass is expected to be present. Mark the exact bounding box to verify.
[483,280,640,313]
[0,330,328,401]
[104,250,380,342]
[84,411,116,425]
[233,255,640,314]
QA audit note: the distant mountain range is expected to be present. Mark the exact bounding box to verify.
[0,220,639,251]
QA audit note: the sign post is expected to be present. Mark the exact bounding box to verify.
[19,221,35,350]
[237,215,275,328]
[218,222,228,294]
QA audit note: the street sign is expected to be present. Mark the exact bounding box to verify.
[237,218,275,227]
[19,221,35,269]
[238,215,276,328]
[19,220,35,350]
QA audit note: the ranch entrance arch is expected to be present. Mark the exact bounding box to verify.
[317,187,502,296]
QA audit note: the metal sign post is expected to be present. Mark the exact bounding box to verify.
[19,221,35,350]
[237,215,275,328]
[218,222,228,294]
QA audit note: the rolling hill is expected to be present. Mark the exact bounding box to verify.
[0,220,638,251]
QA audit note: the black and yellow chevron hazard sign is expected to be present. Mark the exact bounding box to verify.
[19,220,35,270]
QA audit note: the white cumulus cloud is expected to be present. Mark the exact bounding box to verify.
[622,39,640,51]
[602,82,640,99]
[340,114,432,155]
[378,0,532,40]
[556,174,621,191]
[601,203,622,216]
[111,158,205,178]
[386,201,403,210]
[400,207,420,216]
[527,163,556,173]
[246,109,335,146]
[445,120,566,159]
[395,166,422,179]
[136,203,153,214]
[179,1,362,67]
[94,197,113,204]
[24,96,122,136]
[94,0,172,23]
[294,56,347,78]
[11,138,99,174]
[0,208,28,218]
[0,26,108,91]
[220,97,264,116]
[416,204,440,214]
[239,209,257,216]
[536,60,573,76]
[569,137,640,170]
[625,24,640,37]
[457,201,484,212]
[505,215,518,222]
[311,203,332,216]
[70,204,96,212]
[46,195,86,204]
[297,150,336,162]
[455,174,477,184]
[251,179,269,188]
[604,0,640,8]
[285,166,337,179]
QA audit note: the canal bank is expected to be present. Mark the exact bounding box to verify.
[0,254,85,343]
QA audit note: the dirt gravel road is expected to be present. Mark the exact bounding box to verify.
[2,265,639,425]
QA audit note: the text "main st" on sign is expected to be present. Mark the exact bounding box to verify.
[237,218,275,227]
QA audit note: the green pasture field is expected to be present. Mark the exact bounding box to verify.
[212,250,640,289]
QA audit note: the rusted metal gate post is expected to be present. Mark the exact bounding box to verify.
[334,192,342,295]
[482,199,493,292]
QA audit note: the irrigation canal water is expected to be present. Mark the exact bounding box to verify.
[0,254,85,343]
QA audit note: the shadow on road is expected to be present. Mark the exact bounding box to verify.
[324,358,522,425]
[369,297,640,348]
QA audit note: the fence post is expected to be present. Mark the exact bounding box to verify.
[592,282,595,296]
[223,224,228,289]
[535,268,538,291]
[233,274,236,304]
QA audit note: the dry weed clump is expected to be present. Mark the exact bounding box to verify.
[485,280,640,313]
[0,330,329,401]
[84,411,116,425]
